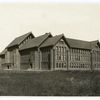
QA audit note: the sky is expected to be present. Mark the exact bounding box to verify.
[0,0,100,52]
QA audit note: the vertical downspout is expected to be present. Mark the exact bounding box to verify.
[38,48,41,70]
[90,50,93,72]
[53,49,55,70]
[50,47,55,70]
[67,50,69,71]
[38,48,40,70]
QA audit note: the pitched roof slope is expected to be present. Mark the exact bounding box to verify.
[40,34,65,48]
[66,38,91,50]
[7,32,34,48]
[0,49,7,56]
[19,33,52,51]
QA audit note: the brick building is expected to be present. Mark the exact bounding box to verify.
[0,32,34,70]
[0,32,100,71]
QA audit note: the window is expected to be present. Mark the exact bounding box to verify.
[62,47,64,54]
[56,46,58,60]
[72,49,74,53]
[59,63,61,68]
[59,47,61,53]
[64,55,66,61]
[64,63,66,68]
[56,63,58,68]
[70,63,71,67]
[56,46,66,61]
[59,39,64,44]
[72,63,73,68]
[83,64,84,68]
[81,64,82,68]
[64,47,66,54]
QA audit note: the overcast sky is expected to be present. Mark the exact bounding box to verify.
[0,1,100,52]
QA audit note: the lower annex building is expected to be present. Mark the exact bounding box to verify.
[0,32,100,71]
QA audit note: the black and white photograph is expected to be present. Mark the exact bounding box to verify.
[0,0,100,97]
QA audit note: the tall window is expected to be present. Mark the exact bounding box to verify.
[56,46,66,61]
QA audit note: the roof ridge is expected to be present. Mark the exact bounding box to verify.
[66,37,90,43]
[54,33,64,37]
[35,32,51,38]
[90,40,99,42]
[16,31,33,39]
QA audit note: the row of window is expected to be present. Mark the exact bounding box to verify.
[56,63,66,69]
[70,56,91,61]
[70,63,90,68]
[92,55,100,61]
[56,46,66,54]
[56,55,66,61]
[56,46,67,61]
[70,53,90,56]
[70,49,100,55]
[93,64,100,68]
[70,49,90,54]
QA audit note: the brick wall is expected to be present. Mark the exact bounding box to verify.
[68,48,91,71]
[53,38,69,70]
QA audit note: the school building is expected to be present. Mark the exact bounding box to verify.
[0,32,100,71]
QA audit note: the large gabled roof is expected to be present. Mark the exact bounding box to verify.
[40,34,100,50]
[66,38,91,50]
[19,33,52,51]
[40,34,67,48]
[7,32,34,48]
[66,38,100,50]
[1,32,100,54]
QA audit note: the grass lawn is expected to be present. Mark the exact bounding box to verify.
[0,70,99,96]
